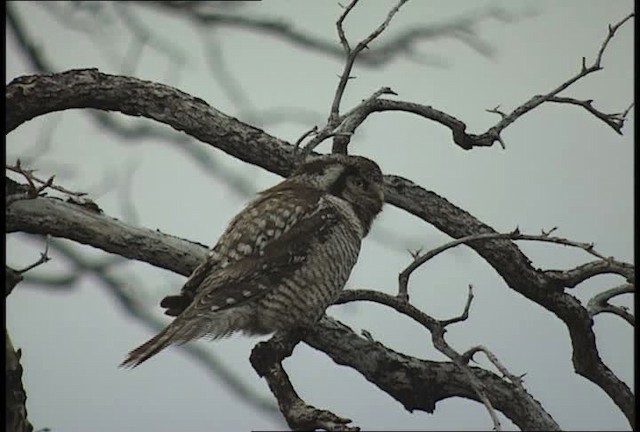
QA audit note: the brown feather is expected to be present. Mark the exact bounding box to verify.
[120,325,180,368]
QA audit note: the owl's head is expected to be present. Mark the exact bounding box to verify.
[290,154,384,234]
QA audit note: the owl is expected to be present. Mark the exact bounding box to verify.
[121,154,384,367]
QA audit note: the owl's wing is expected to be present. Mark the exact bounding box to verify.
[161,185,339,316]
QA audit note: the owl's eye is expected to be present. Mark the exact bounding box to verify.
[351,177,366,189]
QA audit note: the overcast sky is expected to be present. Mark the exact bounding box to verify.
[6,1,634,431]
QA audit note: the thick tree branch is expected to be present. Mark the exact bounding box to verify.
[250,331,357,431]
[5,69,297,178]
[5,196,206,278]
[306,316,561,431]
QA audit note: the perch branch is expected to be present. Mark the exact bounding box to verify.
[250,330,358,431]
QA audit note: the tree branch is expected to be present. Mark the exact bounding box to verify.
[305,316,561,431]
[587,283,634,326]
[330,0,408,122]
[336,286,514,431]
[299,0,408,158]
[249,331,358,431]
[299,13,634,152]
[544,259,634,288]
[397,228,631,301]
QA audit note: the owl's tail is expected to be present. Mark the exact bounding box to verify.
[120,322,188,368]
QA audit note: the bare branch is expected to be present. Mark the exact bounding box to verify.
[475,13,634,147]
[486,105,507,119]
[307,316,561,430]
[462,346,527,387]
[293,125,319,156]
[593,13,634,68]
[7,160,87,199]
[335,288,439,330]
[544,259,634,288]
[7,4,261,201]
[329,0,408,123]
[546,96,631,134]
[250,331,358,431]
[587,283,635,325]
[298,1,408,158]
[14,235,52,275]
[336,0,359,54]
[398,228,628,301]
[440,285,474,326]
[305,13,634,152]
[6,194,206,277]
[335,287,500,430]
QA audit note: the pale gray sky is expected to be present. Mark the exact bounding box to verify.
[6,1,634,431]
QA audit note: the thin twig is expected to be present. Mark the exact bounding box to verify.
[299,0,408,158]
[7,160,87,197]
[546,96,631,134]
[336,0,359,54]
[292,125,319,164]
[15,235,52,274]
[398,227,621,301]
[440,285,474,326]
[329,0,409,123]
[485,105,507,119]
[462,345,527,387]
[478,13,634,147]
